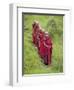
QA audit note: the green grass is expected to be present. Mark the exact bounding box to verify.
[23,14,63,74]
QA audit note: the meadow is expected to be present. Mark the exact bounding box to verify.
[23,14,63,74]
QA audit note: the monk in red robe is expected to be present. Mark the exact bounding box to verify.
[32,21,38,45]
[43,32,53,65]
[32,21,41,46]
[38,30,46,59]
[36,29,44,49]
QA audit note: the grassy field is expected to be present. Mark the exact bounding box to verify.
[23,14,63,74]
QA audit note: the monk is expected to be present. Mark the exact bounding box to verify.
[32,21,41,46]
[38,30,45,59]
[43,32,53,65]
[36,29,44,49]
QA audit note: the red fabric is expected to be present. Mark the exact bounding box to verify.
[37,30,44,49]
[43,36,52,65]
[32,24,40,46]
[39,38,45,57]
[32,22,53,65]
[32,28,38,45]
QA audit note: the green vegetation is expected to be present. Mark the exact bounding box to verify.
[23,14,63,74]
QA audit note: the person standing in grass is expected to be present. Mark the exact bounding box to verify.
[37,29,45,56]
[36,29,44,49]
[32,21,41,46]
[43,32,53,65]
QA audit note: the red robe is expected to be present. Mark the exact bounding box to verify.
[37,30,44,49]
[43,36,52,65]
[39,36,46,59]
[32,24,40,46]
[32,22,53,65]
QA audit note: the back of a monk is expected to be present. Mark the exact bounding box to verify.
[43,32,53,65]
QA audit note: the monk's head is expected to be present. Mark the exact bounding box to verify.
[44,32,49,40]
[32,21,39,30]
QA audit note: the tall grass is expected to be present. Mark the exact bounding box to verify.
[23,14,63,74]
